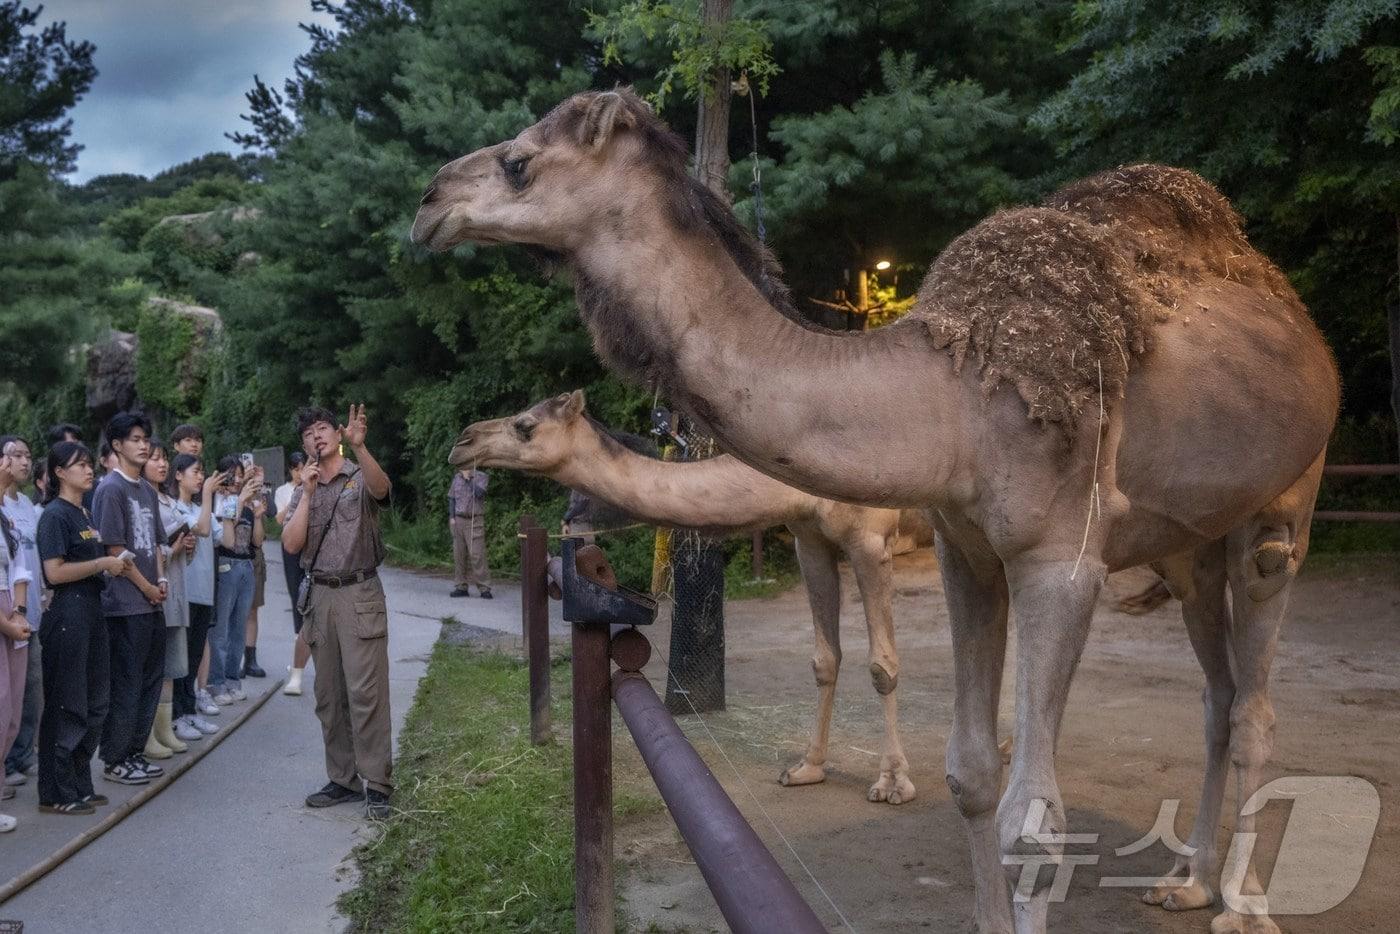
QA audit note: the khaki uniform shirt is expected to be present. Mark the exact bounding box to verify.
[286,460,387,575]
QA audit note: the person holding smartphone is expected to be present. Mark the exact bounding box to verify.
[170,454,221,737]
[207,456,265,706]
[142,440,192,758]
[0,450,34,830]
[36,442,130,814]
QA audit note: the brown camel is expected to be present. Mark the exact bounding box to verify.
[411,90,1340,934]
[450,389,922,804]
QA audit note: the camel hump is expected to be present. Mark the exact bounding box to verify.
[1044,163,1245,243]
[1043,163,1297,301]
[914,205,1161,433]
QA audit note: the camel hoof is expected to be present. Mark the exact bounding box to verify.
[1210,910,1281,934]
[1143,879,1213,911]
[867,770,916,805]
[779,762,826,787]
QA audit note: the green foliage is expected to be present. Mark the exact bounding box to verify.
[589,0,780,110]
[133,303,198,415]
[0,1,96,177]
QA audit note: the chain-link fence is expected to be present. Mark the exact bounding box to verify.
[659,416,727,713]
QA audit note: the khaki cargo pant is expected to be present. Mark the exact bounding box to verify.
[302,576,392,794]
[450,515,490,590]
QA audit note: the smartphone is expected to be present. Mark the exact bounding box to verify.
[116,549,135,562]
[240,452,255,471]
[166,522,191,546]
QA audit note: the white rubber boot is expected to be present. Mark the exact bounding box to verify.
[283,667,304,696]
[153,703,186,754]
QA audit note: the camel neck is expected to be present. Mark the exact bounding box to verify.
[549,424,815,535]
[573,232,968,507]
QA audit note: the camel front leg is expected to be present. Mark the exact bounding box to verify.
[937,530,1012,934]
[999,556,1104,934]
[780,534,842,789]
[1143,542,1234,914]
[848,533,914,805]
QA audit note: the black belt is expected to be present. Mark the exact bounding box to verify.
[310,569,378,589]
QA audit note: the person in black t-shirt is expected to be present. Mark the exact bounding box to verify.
[36,442,130,813]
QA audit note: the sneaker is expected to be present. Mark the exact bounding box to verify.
[196,689,221,716]
[189,715,219,735]
[0,813,14,832]
[1,786,14,801]
[450,587,471,598]
[39,800,95,816]
[103,761,150,785]
[131,755,163,778]
[478,587,493,599]
[213,690,235,706]
[4,771,25,786]
[365,789,392,820]
[174,717,202,742]
[305,781,364,809]
[83,793,110,806]
[228,685,248,702]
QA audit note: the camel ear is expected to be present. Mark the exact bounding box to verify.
[563,389,586,419]
[577,92,634,149]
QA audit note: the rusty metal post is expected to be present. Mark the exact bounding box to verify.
[572,619,613,934]
[519,515,552,744]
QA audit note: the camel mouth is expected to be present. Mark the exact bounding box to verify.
[447,441,476,467]
[411,206,452,251]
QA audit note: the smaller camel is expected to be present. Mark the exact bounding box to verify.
[451,389,920,804]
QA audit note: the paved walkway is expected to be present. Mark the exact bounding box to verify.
[0,544,563,933]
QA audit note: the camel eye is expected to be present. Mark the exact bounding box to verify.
[514,419,536,441]
[502,156,531,191]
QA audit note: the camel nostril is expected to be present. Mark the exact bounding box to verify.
[420,185,438,206]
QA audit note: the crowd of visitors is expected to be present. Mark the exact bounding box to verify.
[0,403,397,827]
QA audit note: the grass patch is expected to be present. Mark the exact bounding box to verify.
[339,638,662,933]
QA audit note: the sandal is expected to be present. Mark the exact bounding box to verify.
[38,801,96,816]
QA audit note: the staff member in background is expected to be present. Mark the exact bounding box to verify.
[276,452,312,696]
[1,435,44,790]
[0,450,33,831]
[283,404,393,820]
[447,466,491,599]
[36,442,126,816]
[92,412,167,786]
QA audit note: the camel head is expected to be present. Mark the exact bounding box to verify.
[411,89,681,253]
[449,390,588,473]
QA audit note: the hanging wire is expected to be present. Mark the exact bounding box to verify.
[659,656,860,933]
[746,74,767,245]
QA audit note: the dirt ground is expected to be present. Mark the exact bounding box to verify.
[611,549,1399,933]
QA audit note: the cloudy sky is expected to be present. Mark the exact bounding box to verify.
[45,1,335,182]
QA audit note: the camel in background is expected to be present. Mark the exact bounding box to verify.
[412,89,1340,934]
[452,389,925,804]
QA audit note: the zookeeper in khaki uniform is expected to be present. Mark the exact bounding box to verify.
[281,404,394,820]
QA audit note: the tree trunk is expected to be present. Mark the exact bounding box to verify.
[665,0,734,715]
[1392,217,1400,464]
[692,0,735,199]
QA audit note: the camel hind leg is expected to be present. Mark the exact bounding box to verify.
[779,533,842,788]
[1210,452,1323,934]
[847,531,914,804]
[1142,541,1234,913]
